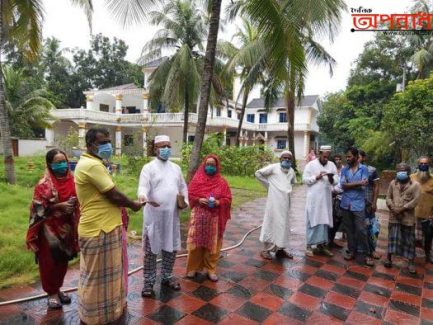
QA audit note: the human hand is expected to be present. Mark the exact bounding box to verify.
[316,171,327,180]
[130,200,144,212]
[199,198,209,206]
[58,201,75,215]
[138,195,146,204]
[360,179,368,186]
[215,200,220,207]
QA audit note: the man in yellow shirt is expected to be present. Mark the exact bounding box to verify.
[75,127,143,325]
[411,156,433,264]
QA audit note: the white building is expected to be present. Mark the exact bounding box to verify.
[45,60,320,159]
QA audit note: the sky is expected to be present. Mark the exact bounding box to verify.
[43,0,412,98]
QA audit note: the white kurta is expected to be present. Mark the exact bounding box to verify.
[303,159,338,228]
[138,159,188,254]
[255,163,296,248]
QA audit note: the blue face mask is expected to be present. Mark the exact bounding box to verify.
[281,160,292,169]
[51,161,68,175]
[205,165,217,175]
[159,147,171,161]
[419,164,430,172]
[98,143,113,160]
[396,171,409,182]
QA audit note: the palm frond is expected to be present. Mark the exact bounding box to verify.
[105,0,155,28]
[70,0,94,31]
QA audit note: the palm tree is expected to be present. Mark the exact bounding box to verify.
[141,0,206,144]
[219,19,268,147]
[0,0,93,184]
[3,66,55,138]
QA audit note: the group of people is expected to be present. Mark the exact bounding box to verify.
[26,128,232,324]
[25,126,433,324]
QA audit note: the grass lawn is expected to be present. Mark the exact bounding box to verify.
[0,155,266,288]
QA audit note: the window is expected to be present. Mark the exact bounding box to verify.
[124,135,134,146]
[188,135,195,143]
[246,114,255,123]
[237,113,241,120]
[228,110,232,118]
[259,113,268,124]
[216,107,221,117]
[277,139,287,149]
[279,112,287,123]
[99,104,109,112]
[126,106,137,114]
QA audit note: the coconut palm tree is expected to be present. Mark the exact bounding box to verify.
[0,0,93,184]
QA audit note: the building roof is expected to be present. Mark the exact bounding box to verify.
[94,83,140,92]
[246,95,319,109]
[143,56,169,69]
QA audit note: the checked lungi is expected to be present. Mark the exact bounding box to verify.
[78,226,126,325]
[388,223,416,260]
[143,234,176,290]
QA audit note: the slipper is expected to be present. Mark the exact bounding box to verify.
[260,251,273,260]
[276,250,294,259]
[384,260,392,268]
[208,274,218,282]
[47,297,62,309]
[58,292,71,304]
[186,271,196,279]
[141,288,155,298]
[161,278,181,291]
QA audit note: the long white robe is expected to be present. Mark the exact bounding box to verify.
[303,159,338,228]
[138,159,188,254]
[255,163,296,248]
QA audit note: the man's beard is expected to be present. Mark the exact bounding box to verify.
[417,171,432,183]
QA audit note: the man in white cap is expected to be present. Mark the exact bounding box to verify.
[303,145,338,257]
[255,150,296,259]
[137,135,188,297]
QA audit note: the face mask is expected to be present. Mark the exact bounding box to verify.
[98,143,113,160]
[281,160,292,169]
[51,161,68,175]
[419,164,430,172]
[396,171,409,182]
[205,165,217,175]
[159,147,171,161]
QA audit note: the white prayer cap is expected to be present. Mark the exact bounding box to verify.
[154,135,170,144]
[320,145,332,152]
[280,150,293,157]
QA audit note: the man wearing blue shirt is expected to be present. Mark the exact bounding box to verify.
[340,147,374,266]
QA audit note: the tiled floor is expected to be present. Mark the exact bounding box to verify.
[1,186,433,324]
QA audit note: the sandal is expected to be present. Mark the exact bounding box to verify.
[365,257,374,267]
[408,264,417,274]
[47,297,62,309]
[384,260,392,268]
[208,273,218,282]
[305,248,314,257]
[276,249,294,259]
[344,252,354,261]
[141,287,155,298]
[161,278,181,291]
[186,271,196,279]
[260,251,273,260]
[371,251,382,260]
[58,292,71,304]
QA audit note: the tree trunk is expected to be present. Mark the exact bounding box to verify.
[235,90,249,147]
[286,91,297,172]
[183,83,189,144]
[187,0,222,181]
[0,5,17,184]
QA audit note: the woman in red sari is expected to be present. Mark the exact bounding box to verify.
[186,154,232,282]
[26,149,79,309]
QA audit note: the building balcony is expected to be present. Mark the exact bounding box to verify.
[51,109,316,132]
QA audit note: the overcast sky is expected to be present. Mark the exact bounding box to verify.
[43,0,412,98]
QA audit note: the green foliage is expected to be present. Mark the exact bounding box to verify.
[182,133,274,176]
[125,156,152,178]
[56,127,80,156]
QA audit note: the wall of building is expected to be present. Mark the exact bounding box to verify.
[18,139,49,156]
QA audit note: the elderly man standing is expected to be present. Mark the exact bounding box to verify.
[385,163,421,274]
[138,135,188,297]
[75,128,143,325]
[303,145,338,257]
[255,150,296,260]
[411,156,433,263]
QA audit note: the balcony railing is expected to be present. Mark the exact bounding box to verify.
[51,109,312,132]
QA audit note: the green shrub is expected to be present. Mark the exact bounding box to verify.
[125,155,152,178]
[181,134,274,176]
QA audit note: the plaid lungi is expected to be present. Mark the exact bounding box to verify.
[78,226,126,324]
[388,223,416,260]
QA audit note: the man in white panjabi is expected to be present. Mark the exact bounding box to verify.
[255,150,296,260]
[138,135,188,297]
[303,145,338,257]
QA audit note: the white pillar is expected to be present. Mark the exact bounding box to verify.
[304,131,310,158]
[115,95,123,115]
[142,127,147,157]
[252,131,256,146]
[115,126,122,156]
[45,127,55,146]
[78,123,86,149]
[143,93,149,113]
[86,95,93,110]
[264,131,268,147]
[223,128,227,146]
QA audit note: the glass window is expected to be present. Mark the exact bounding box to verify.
[246,114,255,123]
[259,113,268,124]
[277,139,287,149]
[216,107,221,117]
[279,112,287,123]
[228,110,232,118]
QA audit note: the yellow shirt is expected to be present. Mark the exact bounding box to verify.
[411,173,433,219]
[75,153,122,237]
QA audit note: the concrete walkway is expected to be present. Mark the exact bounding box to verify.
[0,185,432,324]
